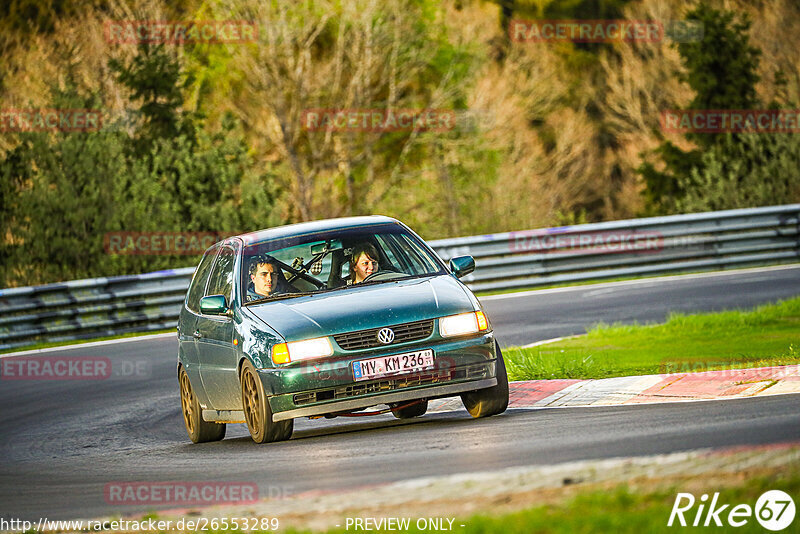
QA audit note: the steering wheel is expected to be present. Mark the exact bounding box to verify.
[361,270,407,283]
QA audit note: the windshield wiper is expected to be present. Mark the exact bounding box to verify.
[245,291,318,305]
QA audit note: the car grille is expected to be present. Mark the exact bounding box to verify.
[333,319,434,351]
[292,363,488,406]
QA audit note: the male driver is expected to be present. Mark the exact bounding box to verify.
[247,255,288,302]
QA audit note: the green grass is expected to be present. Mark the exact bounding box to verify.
[505,296,800,380]
[0,329,175,355]
[280,464,800,534]
[451,471,800,534]
[119,462,800,534]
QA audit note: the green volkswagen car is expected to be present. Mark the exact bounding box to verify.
[177,216,508,443]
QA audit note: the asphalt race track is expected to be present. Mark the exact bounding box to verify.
[1,266,799,521]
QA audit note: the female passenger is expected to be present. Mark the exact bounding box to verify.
[348,243,381,284]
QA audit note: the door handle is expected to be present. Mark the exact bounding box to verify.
[193,330,203,339]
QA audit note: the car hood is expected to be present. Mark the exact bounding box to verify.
[245,275,475,341]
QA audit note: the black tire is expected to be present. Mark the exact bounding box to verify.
[179,366,226,443]
[240,360,293,443]
[461,342,509,418]
[391,399,428,419]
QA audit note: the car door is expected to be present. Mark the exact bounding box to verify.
[179,246,219,395]
[196,243,241,410]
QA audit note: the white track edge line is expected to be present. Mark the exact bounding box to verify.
[520,334,585,348]
[0,332,175,358]
[479,263,800,301]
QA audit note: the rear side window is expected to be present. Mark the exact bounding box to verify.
[205,245,236,303]
[186,248,218,313]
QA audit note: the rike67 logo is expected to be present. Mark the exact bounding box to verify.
[669,490,795,531]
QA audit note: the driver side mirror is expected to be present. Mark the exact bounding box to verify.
[449,255,475,278]
[200,295,230,316]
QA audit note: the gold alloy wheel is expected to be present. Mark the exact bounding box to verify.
[179,366,226,443]
[239,360,293,443]
[461,341,509,418]
[242,367,262,432]
[180,369,195,435]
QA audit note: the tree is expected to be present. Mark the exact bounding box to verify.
[677,4,760,118]
[109,44,197,157]
[220,0,484,225]
[676,133,800,213]
[1,47,281,287]
[639,3,762,214]
[2,84,127,285]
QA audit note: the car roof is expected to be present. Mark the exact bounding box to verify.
[235,215,401,246]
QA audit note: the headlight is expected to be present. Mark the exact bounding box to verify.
[271,337,333,364]
[439,311,489,338]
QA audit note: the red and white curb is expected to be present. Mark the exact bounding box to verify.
[429,365,800,412]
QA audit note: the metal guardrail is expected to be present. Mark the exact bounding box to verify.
[1,204,798,350]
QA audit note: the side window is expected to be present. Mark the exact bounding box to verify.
[186,248,218,313]
[205,246,236,303]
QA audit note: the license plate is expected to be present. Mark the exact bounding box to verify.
[352,349,434,381]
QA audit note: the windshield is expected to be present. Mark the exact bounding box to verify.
[241,225,445,303]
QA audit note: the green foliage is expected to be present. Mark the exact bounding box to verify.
[539,0,632,20]
[0,50,280,287]
[486,0,632,22]
[638,142,703,215]
[640,3,765,214]
[110,45,197,155]
[676,133,800,213]
[677,3,761,116]
[0,0,84,34]
[1,84,123,285]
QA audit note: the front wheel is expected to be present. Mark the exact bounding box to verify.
[179,366,226,443]
[240,360,293,443]
[461,342,509,418]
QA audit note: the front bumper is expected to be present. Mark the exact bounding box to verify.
[261,332,496,421]
[271,378,496,421]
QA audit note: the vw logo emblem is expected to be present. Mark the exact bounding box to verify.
[377,328,395,344]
